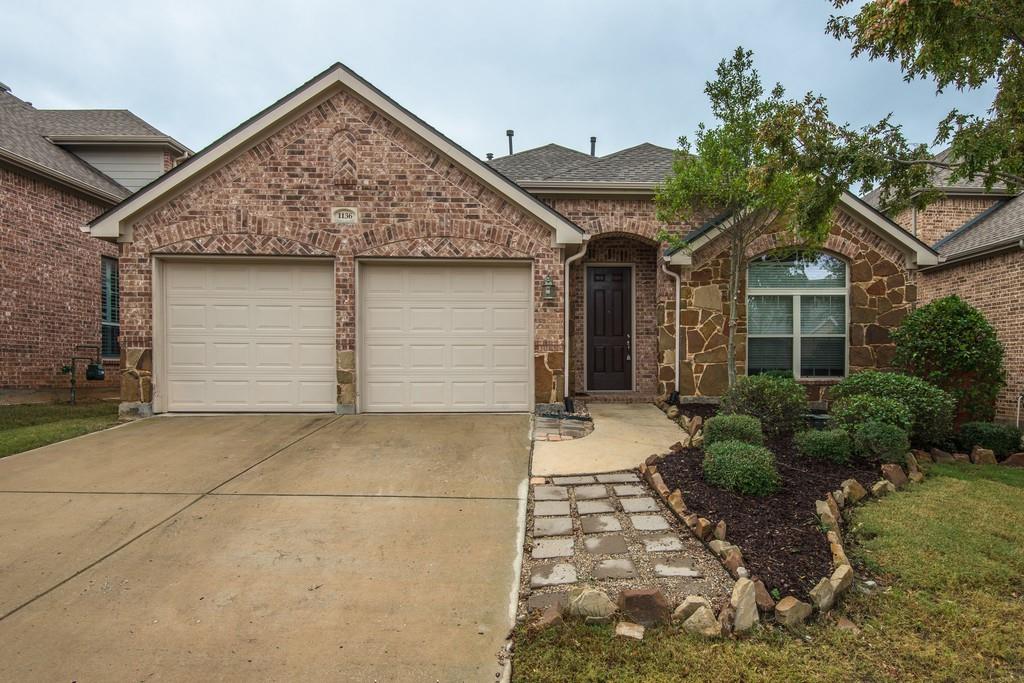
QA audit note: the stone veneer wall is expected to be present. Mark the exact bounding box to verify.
[119,89,565,410]
[892,195,1003,247]
[918,251,1024,422]
[677,210,918,402]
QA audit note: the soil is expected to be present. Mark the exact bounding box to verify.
[660,405,877,600]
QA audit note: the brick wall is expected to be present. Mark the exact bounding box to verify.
[121,89,565,408]
[0,165,120,395]
[919,251,1024,422]
[892,195,1002,246]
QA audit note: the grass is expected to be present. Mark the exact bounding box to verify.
[0,401,120,458]
[513,463,1024,682]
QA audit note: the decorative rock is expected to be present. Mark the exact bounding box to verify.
[970,445,997,465]
[825,493,841,521]
[912,448,933,464]
[694,517,713,540]
[584,535,628,555]
[930,448,955,464]
[683,514,699,531]
[713,520,727,541]
[723,548,745,577]
[673,595,712,622]
[526,591,568,613]
[815,500,838,530]
[594,558,637,580]
[831,541,850,567]
[691,431,705,448]
[675,432,693,449]
[832,490,846,509]
[615,621,645,641]
[666,405,681,419]
[836,616,861,634]
[830,564,854,594]
[730,578,759,633]
[871,480,896,497]
[617,588,672,627]
[531,563,577,587]
[809,577,835,611]
[775,596,813,628]
[708,539,733,557]
[1002,452,1024,467]
[752,578,775,611]
[905,452,921,475]
[644,453,662,467]
[682,605,721,637]
[881,463,908,488]
[669,440,686,453]
[666,490,687,516]
[953,452,971,463]
[531,605,563,630]
[841,478,867,503]
[567,587,617,619]
[909,470,925,484]
[717,604,735,637]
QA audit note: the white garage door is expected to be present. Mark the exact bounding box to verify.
[162,260,337,412]
[359,261,532,412]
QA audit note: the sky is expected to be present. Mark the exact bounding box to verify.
[2,0,996,161]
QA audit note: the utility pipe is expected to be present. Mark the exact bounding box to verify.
[563,239,589,399]
[661,260,681,394]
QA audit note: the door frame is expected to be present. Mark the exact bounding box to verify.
[582,262,636,392]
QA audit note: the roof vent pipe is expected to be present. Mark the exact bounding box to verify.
[486,153,493,161]
[506,129,514,155]
[590,136,597,156]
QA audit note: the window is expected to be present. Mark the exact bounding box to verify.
[101,257,119,358]
[746,252,847,378]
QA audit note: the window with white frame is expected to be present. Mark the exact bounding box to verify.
[746,252,847,378]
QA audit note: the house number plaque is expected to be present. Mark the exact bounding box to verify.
[331,207,358,224]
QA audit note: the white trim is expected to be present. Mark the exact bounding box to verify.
[582,263,636,392]
[90,64,583,246]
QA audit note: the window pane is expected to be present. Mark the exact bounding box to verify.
[748,338,793,374]
[800,295,846,335]
[748,253,846,289]
[101,258,119,357]
[102,324,120,358]
[800,337,845,377]
[748,295,793,335]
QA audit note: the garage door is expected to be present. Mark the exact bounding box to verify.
[359,262,532,412]
[163,260,336,412]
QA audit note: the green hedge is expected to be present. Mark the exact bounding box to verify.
[720,374,809,437]
[831,394,912,433]
[853,420,910,464]
[704,414,764,447]
[958,422,1023,458]
[829,371,955,447]
[796,428,852,464]
[702,440,781,496]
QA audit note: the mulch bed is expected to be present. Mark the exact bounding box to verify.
[659,405,877,601]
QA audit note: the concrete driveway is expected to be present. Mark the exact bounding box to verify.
[0,413,531,681]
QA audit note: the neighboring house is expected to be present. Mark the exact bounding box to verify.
[0,82,189,401]
[864,157,1024,422]
[87,64,937,417]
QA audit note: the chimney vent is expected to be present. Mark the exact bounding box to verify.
[506,129,514,155]
[590,136,597,156]
[486,153,494,161]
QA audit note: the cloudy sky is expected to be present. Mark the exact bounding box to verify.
[3,1,995,160]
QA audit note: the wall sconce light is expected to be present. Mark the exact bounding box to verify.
[543,275,556,300]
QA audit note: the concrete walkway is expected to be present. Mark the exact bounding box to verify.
[0,413,531,681]
[532,403,684,475]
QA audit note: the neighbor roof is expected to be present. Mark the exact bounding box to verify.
[932,193,1024,259]
[0,88,187,202]
[861,147,1013,209]
[488,143,593,181]
[488,141,676,185]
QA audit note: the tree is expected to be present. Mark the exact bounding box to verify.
[656,48,871,388]
[827,0,1024,211]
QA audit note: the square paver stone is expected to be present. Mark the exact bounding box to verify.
[613,484,645,497]
[526,591,568,613]
[583,534,628,555]
[639,534,684,552]
[593,558,636,580]
[573,485,608,500]
[596,473,640,483]
[531,562,578,588]
[577,500,614,515]
[630,514,670,531]
[620,496,660,513]
[580,515,622,534]
[551,476,596,485]
[534,501,570,517]
[654,557,703,578]
[534,517,573,537]
[533,538,575,559]
[534,485,569,501]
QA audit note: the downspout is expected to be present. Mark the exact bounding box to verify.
[563,239,589,402]
[661,260,681,400]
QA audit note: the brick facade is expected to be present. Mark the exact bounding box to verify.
[0,165,120,397]
[120,89,565,409]
[919,252,1024,422]
[892,195,1003,246]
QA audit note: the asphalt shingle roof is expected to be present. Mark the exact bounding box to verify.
[862,147,1009,208]
[488,142,676,184]
[487,143,593,181]
[934,193,1024,258]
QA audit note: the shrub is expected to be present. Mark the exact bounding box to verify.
[720,374,809,437]
[795,428,852,464]
[829,371,956,447]
[853,420,910,464]
[957,422,1024,458]
[702,440,781,496]
[892,295,1006,423]
[703,414,764,447]
[830,394,912,432]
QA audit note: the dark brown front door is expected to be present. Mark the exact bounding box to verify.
[587,266,632,390]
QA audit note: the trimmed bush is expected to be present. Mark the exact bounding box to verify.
[702,440,781,496]
[892,295,1006,423]
[703,414,764,447]
[830,394,912,433]
[829,371,955,447]
[958,422,1024,459]
[795,428,852,464]
[853,420,910,464]
[721,374,809,437]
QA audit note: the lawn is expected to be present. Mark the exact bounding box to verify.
[513,464,1024,682]
[0,401,120,458]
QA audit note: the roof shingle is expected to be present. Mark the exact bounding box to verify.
[488,141,676,184]
[935,193,1024,258]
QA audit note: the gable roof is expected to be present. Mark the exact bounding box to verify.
[932,193,1024,260]
[488,143,592,181]
[489,141,676,188]
[862,147,1014,209]
[89,63,585,245]
[549,143,675,183]
[0,87,187,203]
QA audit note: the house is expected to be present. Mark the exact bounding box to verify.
[864,155,1024,422]
[87,64,937,417]
[0,82,188,401]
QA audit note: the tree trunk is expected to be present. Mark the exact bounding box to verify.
[726,233,743,389]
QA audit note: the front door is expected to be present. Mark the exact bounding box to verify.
[587,266,632,390]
